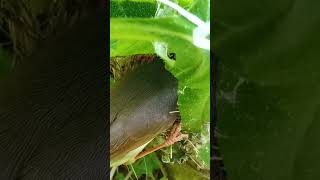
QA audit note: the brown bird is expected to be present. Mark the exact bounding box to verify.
[110,59,188,167]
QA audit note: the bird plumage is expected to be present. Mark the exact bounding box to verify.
[110,60,178,167]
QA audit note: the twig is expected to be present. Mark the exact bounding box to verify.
[124,171,133,180]
[130,164,138,180]
[186,139,199,153]
[189,155,203,169]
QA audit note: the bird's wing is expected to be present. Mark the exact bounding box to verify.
[110,60,178,162]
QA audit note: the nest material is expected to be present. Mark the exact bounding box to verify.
[110,53,176,81]
[110,54,161,81]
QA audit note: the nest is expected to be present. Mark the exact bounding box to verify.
[110,53,176,81]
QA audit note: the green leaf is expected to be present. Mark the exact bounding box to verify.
[165,163,210,179]
[111,17,209,132]
[109,0,157,57]
[110,0,210,169]
[110,18,194,42]
[110,40,154,57]
[177,0,193,8]
[115,172,126,180]
[110,0,157,18]
[198,131,210,168]
[214,0,320,179]
[132,153,161,178]
[188,0,210,21]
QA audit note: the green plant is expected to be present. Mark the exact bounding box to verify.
[214,0,320,179]
[110,0,210,179]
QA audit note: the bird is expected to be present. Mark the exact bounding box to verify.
[0,4,108,179]
[110,58,188,167]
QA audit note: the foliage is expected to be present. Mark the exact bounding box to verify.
[214,0,320,179]
[110,0,210,178]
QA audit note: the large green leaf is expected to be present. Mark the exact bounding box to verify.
[110,0,157,18]
[111,16,209,131]
[111,0,210,171]
[214,0,320,179]
[131,153,161,178]
[110,0,157,57]
[110,40,154,57]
